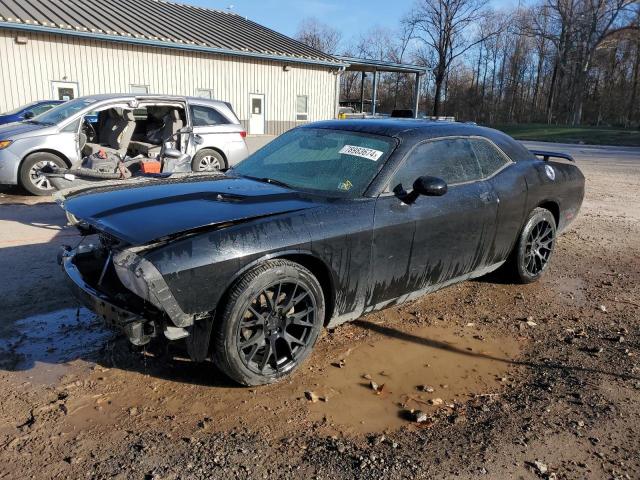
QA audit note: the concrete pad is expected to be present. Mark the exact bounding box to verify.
[245,135,276,154]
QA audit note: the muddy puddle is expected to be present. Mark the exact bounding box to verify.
[0,307,113,383]
[304,321,521,434]
[0,311,521,438]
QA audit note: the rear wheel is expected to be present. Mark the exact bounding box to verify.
[212,260,325,386]
[510,207,557,283]
[192,149,226,172]
[19,152,66,196]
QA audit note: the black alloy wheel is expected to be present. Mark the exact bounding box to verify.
[237,280,316,375]
[511,207,557,283]
[524,219,554,276]
[213,260,324,386]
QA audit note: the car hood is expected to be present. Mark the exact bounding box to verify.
[0,121,54,139]
[60,175,322,245]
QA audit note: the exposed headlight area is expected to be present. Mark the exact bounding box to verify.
[0,140,12,150]
[111,247,193,328]
[111,248,193,330]
[112,250,153,305]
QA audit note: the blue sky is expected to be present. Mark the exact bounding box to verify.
[184,0,517,42]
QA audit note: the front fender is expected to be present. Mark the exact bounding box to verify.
[14,132,77,166]
[143,212,313,315]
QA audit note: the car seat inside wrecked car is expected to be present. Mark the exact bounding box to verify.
[82,108,136,157]
[129,107,184,157]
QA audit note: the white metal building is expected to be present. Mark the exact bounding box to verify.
[0,0,346,135]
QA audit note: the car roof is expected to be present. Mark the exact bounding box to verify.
[302,119,535,162]
[73,93,228,108]
[305,119,482,137]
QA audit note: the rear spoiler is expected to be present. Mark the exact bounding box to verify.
[529,150,575,162]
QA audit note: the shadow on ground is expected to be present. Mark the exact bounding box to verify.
[353,319,640,382]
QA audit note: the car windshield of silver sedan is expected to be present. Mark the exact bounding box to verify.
[231,128,395,197]
[31,98,95,125]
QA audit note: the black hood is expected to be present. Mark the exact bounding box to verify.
[61,175,321,245]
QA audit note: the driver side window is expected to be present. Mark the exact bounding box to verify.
[390,138,482,190]
[61,118,81,133]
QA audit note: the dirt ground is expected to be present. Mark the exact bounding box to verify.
[0,141,638,479]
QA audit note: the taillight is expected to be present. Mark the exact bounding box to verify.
[239,131,247,138]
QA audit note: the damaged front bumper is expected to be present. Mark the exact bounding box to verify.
[58,245,191,346]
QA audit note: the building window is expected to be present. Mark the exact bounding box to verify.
[195,88,214,99]
[296,95,308,121]
[130,84,149,94]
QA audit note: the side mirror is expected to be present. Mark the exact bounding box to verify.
[23,111,35,119]
[413,176,447,197]
[394,175,447,204]
[193,134,204,145]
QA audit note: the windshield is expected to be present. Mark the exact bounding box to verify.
[32,98,95,125]
[231,128,396,197]
[1,102,38,116]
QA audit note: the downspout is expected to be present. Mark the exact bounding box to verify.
[334,65,346,119]
[371,70,379,116]
[413,73,422,119]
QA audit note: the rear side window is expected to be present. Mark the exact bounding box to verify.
[470,138,511,177]
[391,138,482,189]
[190,105,230,126]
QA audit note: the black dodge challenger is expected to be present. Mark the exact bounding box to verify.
[56,120,585,385]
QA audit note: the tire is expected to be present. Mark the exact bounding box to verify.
[19,152,66,196]
[212,259,325,386]
[191,149,226,172]
[508,207,557,284]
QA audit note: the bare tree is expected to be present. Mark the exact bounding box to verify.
[294,17,342,54]
[526,0,636,124]
[406,0,507,116]
[333,0,640,126]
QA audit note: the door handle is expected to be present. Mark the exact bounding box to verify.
[480,191,500,204]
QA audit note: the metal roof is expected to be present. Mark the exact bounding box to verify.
[336,56,427,74]
[0,0,343,66]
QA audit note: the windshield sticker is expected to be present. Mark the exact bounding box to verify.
[338,179,353,191]
[339,145,384,161]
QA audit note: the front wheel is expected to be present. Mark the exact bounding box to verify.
[510,207,557,283]
[19,152,66,195]
[212,260,325,386]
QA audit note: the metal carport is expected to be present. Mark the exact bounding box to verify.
[336,56,428,118]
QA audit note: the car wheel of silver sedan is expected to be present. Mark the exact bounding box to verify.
[19,152,66,196]
[191,149,227,172]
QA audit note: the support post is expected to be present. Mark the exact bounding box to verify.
[334,67,343,119]
[360,71,366,114]
[413,73,422,119]
[371,70,378,116]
